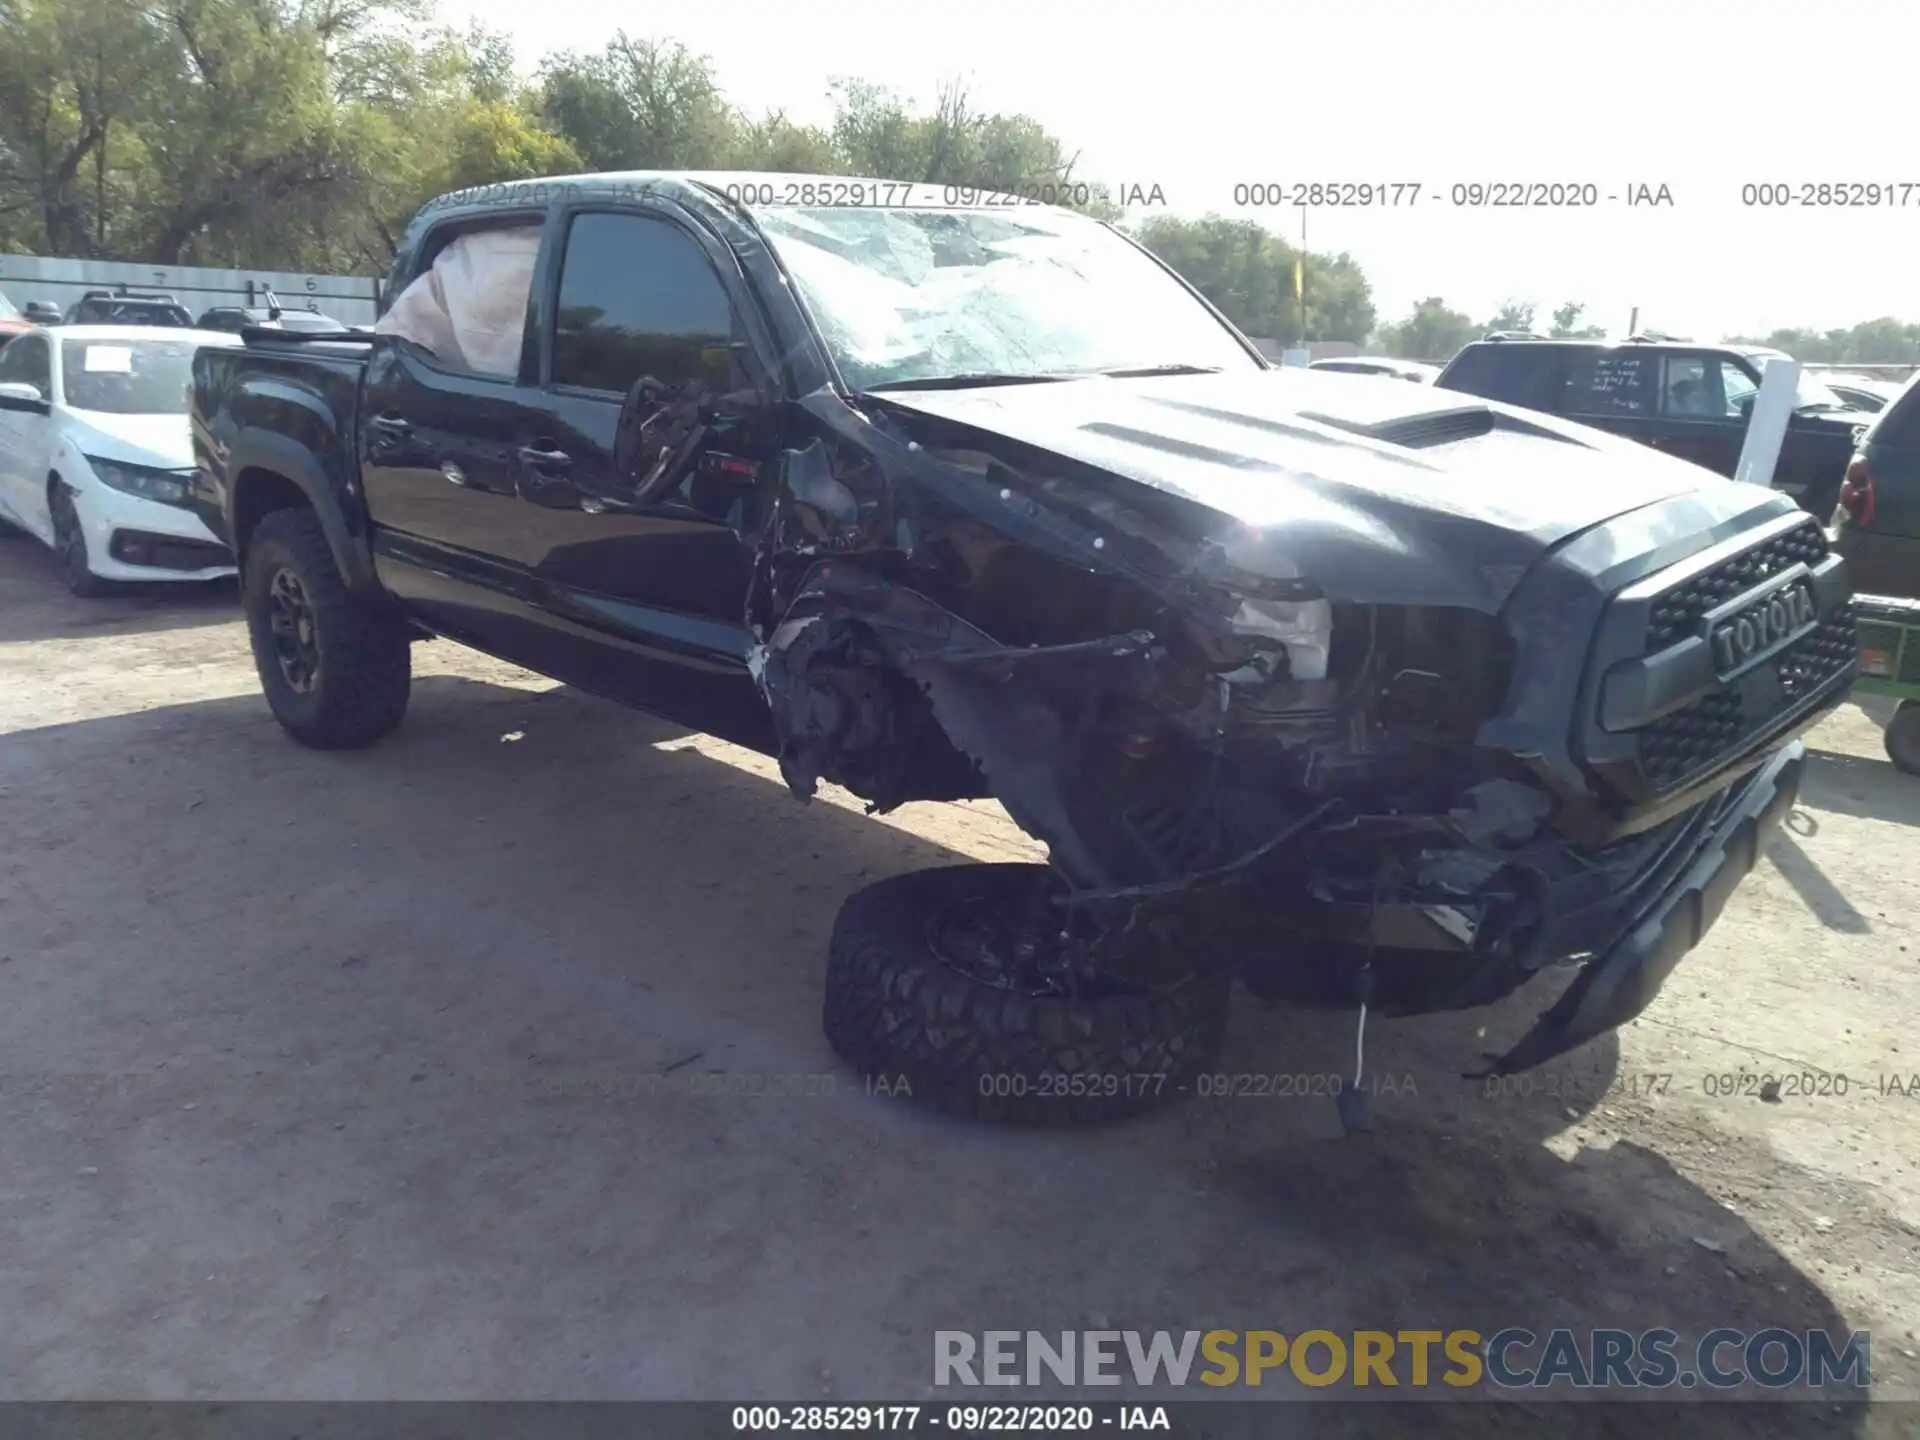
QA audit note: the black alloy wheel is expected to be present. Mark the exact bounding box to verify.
[266,566,321,694]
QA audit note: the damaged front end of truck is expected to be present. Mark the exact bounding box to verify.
[732,377,1840,1077]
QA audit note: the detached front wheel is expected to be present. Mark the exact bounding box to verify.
[243,507,410,749]
[1887,700,1920,776]
[823,864,1230,1126]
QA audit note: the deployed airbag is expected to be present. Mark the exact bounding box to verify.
[375,226,541,376]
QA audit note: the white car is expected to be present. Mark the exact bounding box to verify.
[0,324,243,596]
[1818,375,1906,414]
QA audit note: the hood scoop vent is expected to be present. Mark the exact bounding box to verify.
[1300,405,1581,452]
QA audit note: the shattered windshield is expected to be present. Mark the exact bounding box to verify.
[752,204,1262,390]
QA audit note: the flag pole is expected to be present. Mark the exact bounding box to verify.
[1297,206,1307,346]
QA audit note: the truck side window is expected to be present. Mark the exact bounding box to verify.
[1442,347,1566,412]
[1438,347,1510,400]
[550,213,738,395]
[376,223,541,379]
[1661,357,1716,417]
[1718,362,1758,416]
[1564,353,1651,417]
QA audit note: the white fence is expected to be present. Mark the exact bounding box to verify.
[0,254,382,325]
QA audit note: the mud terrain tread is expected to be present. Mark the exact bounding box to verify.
[244,507,409,749]
[823,864,1229,1126]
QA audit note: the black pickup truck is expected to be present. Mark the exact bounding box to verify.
[189,172,1857,1126]
[1437,336,1865,520]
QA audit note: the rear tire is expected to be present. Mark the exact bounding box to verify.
[243,507,410,749]
[823,864,1230,1126]
[1887,700,1920,776]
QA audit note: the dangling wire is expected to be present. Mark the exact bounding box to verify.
[1353,998,1368,1088]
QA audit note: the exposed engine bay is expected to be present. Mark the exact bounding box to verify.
[712,353,1853,1079]
[734,397,1603,1051]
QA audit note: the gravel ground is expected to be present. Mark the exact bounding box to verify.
[1,534,1917,1434]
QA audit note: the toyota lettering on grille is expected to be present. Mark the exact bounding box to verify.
[1710,579,1817,677]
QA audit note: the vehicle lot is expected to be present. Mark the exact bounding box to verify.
[2,535,1918,1431]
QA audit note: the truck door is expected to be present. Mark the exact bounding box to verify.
[497,204,780,748]
[1652,352,1749,478]
[357,211,551,645]
[1561,350,1662,451]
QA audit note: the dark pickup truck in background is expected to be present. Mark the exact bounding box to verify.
[187,172,1857,1127]
[1437,336,1866,520]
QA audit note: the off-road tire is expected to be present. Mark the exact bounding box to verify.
[823,864,1231,1126]
[1887,700,1920,776]
[49,483,112,598]
[243,507,410,749]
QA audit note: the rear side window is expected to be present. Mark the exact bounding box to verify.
[1659,355,1751,418]
[1439,346,1512,398]
[549,212,740,395]
[1439,345,1569,411]
[376,221,542,378]
[1564,352,1654,417]
[1867,379,1920,448]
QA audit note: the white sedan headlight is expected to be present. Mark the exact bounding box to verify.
[86,456,194,506]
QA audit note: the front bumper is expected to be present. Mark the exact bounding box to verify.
[1480,739,1804,1075]
[70,478,235,581]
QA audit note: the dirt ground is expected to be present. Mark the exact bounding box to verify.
[2,533,1918,1434]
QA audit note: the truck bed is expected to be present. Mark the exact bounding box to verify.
[189,329,375,558]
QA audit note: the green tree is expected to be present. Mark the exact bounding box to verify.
[1485,299,1534,334]
[1132,214,1373,344]
[726,112,842,174]
[0,1,1333,323]
[1838,317,1920,363]
[0,0,173,256]
[535,35,737,172]
[826,75,1112,217]
[1549,301,1606,338]
[1724,321,1920,365]
[1376,297,1478,362]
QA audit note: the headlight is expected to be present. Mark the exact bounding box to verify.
[85,456,194,506]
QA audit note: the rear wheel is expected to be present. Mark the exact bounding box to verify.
[823,863,1230,1126]
[242,507,410,749]
[1887,700,1920,776]
[48,483,111,598]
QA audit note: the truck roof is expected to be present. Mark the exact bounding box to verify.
[1463,336,1770,358]
[417,170,1076,219]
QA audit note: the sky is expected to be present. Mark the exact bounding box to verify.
[440,0,1920,341]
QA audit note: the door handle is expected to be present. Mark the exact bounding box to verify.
[517,444,573,471]
[370,413,412,436]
